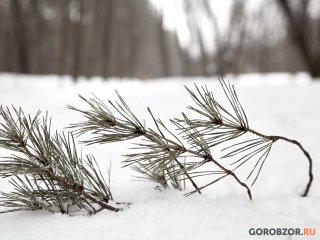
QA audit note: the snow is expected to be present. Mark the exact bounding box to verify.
[0,73,319,240]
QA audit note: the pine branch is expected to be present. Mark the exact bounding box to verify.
[70,95,201,194]
[0,106,121,214]
[184,78,313,196]
[70,91,250,199]
[3,78,310,215]
[69,79,314,199]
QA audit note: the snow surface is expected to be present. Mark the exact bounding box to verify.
[0,73,319,240]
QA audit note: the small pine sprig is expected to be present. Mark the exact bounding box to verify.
[179,79,313,196]
[69,95,193,192]
[0,106,120,214]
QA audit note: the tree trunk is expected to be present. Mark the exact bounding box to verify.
[11,0,30,73]
[277,0,320,78]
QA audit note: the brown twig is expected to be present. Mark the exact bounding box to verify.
[44,169,121,212]
[177,146,252,200]
[218,122,313,197]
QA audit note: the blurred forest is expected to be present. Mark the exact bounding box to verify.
[0,0,319,79]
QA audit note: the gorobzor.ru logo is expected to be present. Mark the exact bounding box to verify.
[249,228,316,236]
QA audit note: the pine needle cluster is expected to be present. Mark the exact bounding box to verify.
[0,107,120,214]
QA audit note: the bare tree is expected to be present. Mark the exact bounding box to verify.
[277,0,320,78]
[158,17,170,76]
